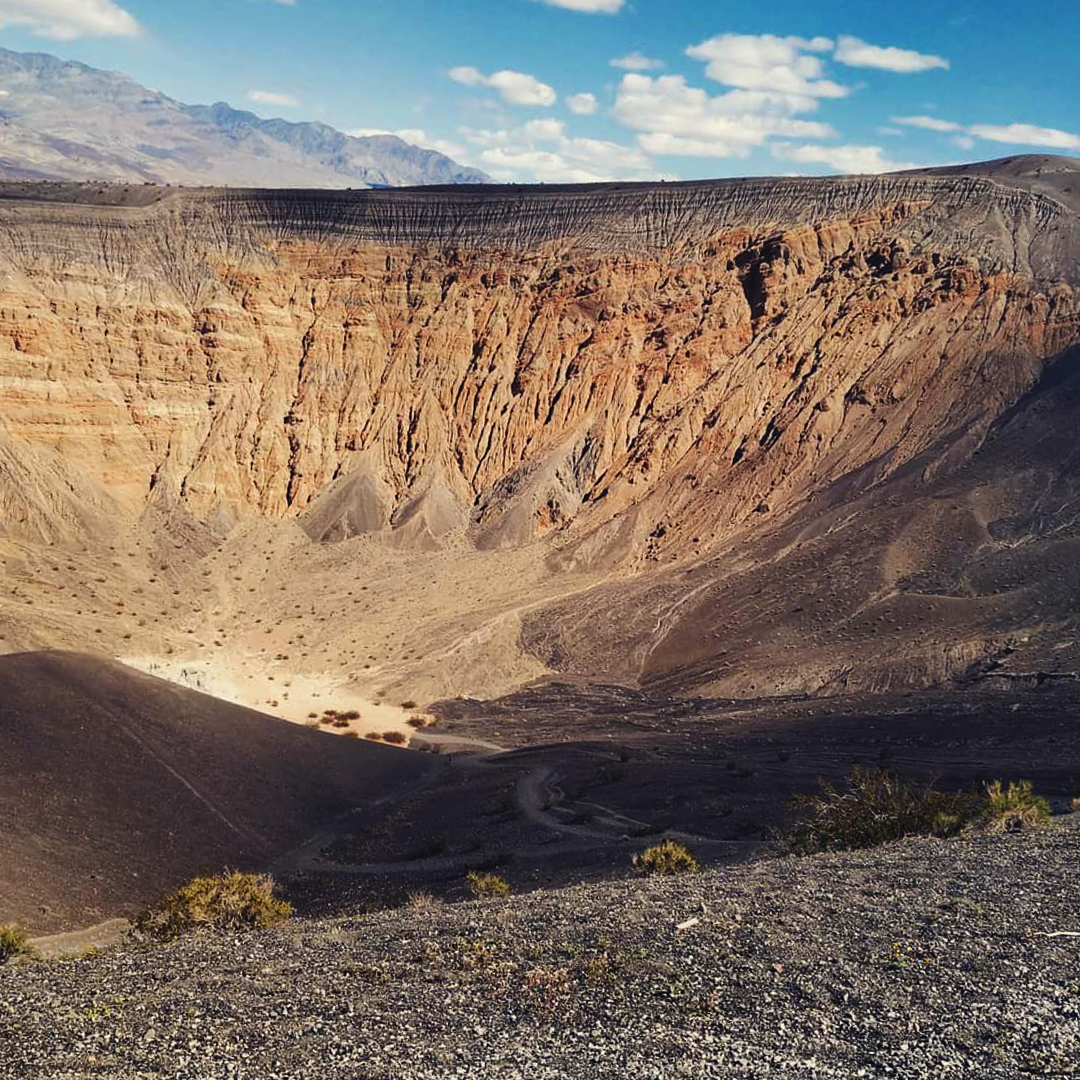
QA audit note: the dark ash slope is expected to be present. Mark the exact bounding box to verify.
[0,652,434,933]
[2,815,1077,1078]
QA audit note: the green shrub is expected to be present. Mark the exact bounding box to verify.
[132,871,292,942]
[788,768,1053,852]
[984,780,1051,832]
[466,871,510,899]
[787,767,983,854]
[0,925,31,964]
[632,839,699,876]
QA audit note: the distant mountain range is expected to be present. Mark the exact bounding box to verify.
[0,48,489,188]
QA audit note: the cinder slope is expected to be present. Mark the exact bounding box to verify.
[3,817,1078,1078]
[0,652,433,932]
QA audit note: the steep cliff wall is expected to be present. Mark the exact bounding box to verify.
[1,157,1079,700]
[1,160,1078,545]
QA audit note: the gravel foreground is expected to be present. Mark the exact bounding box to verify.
[2,817,1078,1079]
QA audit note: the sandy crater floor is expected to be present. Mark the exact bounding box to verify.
[121,653,416,739]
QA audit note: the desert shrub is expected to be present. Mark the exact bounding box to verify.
[984,780,1051,832]
[456,938,496,970]
[342,730,360,739]
[466,871,510,899]
[340,710,361,722]
[0,925,31,964]
[1071,795,1080,813]
[406,891,443,912]
[632,839,699,876]
[382,731,408,745]
[364,731,383,741]
[132,871,292,942]
[787,767,985,854]
[400,700,417,710]
[407,715,429,729]
[331,716,351,729]
[522,966,573,1016]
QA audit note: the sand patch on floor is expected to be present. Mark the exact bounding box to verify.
[121,654,416,740]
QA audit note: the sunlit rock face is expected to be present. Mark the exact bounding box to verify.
[1,156,1079,700]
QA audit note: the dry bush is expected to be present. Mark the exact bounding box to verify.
[406,715,429,729]
[787,767,991,854]
[522,966,573,1016]
[364,731,384,741]
[340,710,361,721]
[466,871,510,899]
[0,925,31,964]
[400,700,418,710]
[632,840,699,876]
[342,730,360,739]
[132,871,292,942]
[406,891,443,912]
[1071,795,1080,813]
[984,780,1051,832]
[382,731,408,745]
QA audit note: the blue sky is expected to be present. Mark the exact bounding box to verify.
[1,0,1077,181]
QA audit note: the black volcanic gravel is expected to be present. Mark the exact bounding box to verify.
[1,816,1078,1078]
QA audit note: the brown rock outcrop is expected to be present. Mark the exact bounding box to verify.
[1,155,1079,701]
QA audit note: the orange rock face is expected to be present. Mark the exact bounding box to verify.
[1,177,1077,562]
[1,162,1079,700]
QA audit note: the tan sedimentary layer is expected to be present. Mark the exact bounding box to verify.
[0,178,1076,550]
[1,165,1079,702]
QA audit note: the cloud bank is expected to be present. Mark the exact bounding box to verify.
[0,0,139,39]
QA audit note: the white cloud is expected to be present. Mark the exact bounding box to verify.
[530,0,624,11]
[773,142,921,174]
[350,127,424,142]
[248,90,299,108]
[460,123,655,183]
[448,66,556,107]
[614,73,835,159]
[567,92,598,115]
[834,36,949,73]
[893,115,1080,152]
[523,118,566,140]
[891,114,962,133]
[685,33,847,109]
[0,0,139,39]
[967,122,1080,152]
[447,66,487,88]
[610,52,664,71]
